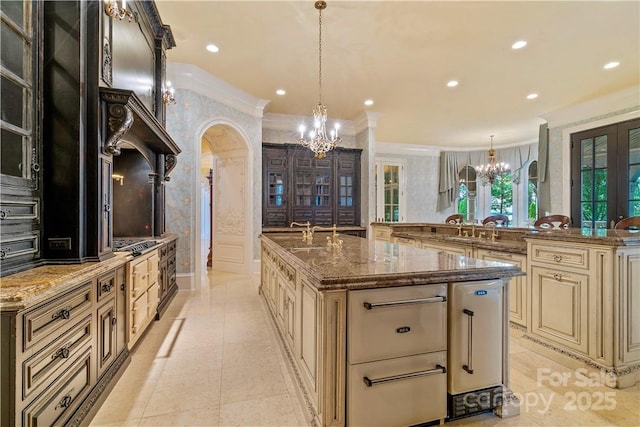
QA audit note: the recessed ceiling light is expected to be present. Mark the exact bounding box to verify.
[276,89,286,96]
[206,44,219,53]
[447,80,458,87]
[527,93,538,100]
[604,61,620,69]
[512,40,527,50]
[364,99,374,106]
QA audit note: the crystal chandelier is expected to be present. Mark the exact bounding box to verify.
[475,135,509,185]
[298,1,341,159]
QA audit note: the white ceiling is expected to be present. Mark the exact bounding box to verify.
[156,0,640,149]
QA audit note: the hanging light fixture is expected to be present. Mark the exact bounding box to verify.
[297,1,341,159]
[475,135,510,184]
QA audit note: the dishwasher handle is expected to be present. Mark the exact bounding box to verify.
[363,364,447,387]
[363,295,446,310]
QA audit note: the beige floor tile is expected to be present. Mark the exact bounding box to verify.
[90,419,141,427]
[220,362,289,404]
[138,406,220,426]
[221,339,280,370]
[143,373,221,417]
[90,373,157,424]
[219,394,301,427]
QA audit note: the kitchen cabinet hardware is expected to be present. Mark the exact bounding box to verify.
[52,344,71,360]
[52,307,71,320]
[363,295,446,310]
[553,254,563,262]
[55,393,73,410]
[363,365,446,387]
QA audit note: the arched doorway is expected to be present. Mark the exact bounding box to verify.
[199,124,251,275]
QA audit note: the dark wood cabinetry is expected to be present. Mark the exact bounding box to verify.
[156,236,178,320]
[262,144,361,227]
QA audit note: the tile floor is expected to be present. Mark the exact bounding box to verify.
[90,271,639,426]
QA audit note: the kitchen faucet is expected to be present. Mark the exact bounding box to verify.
[311,224,343,249]
[290,221,313,243]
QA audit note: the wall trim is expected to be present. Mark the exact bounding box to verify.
[177,272,195,290]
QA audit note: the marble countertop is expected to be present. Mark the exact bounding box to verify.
[0,254,130,311]
[372,222,640,247]
[524,227,640,246]
[263,225,367,233]
[261,233,523,291]
[391,231,528,254]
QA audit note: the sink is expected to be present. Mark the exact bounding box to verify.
[446,236,473,243]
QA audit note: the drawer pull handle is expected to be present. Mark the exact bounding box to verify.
[363,365,446,387]
[52,344,71,360]
[553,254,563,262]
[102,283,113,293]
[52,308,71,320]
[553,273,562,281]
[463,308,474,374]
[55,392,73,410]
[396,326,411,334]
[363,296,446,310]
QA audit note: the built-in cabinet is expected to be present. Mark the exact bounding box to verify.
[0,260,130,427]
[156,236,178,319]
[526,239,640,387]
[127,251,159,349]
[262,144,361,227]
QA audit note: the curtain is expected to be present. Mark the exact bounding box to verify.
[537,123,551,215]
[437,151,458,212]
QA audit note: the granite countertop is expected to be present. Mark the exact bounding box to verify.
[261,233,523,291]
[263,225,367,233]
[524,227,640,246]
[392,231,528,254]
[0,254,130,311]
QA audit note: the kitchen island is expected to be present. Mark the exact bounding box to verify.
[260,232,524,427]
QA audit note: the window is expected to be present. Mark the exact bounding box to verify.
[375,160,405,222]
[490,172,513,222]
[570,118,640,228]
[528,161,538,221]
[457,166,477,222]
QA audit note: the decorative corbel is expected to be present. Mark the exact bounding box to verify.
[104,103,133,155]
[164,154,177,181]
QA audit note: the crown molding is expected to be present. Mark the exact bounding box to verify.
[541,85,640,128]
[166,62,270,118]
[262,112,356,136]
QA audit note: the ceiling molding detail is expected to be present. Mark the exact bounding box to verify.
[167,62,270,118]
[262,112,356,136]
[541,85,640,128]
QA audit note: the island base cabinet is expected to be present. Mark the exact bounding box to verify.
[347,352,447,427]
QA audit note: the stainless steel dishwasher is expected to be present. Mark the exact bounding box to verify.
[448,280,504,420]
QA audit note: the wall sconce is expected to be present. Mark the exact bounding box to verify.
[104,0,133,21]
[112,173,124,185]
[162,81,176,105]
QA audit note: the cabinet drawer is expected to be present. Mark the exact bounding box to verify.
[22,315,92,400]
[22,346,93,427]
[168,240,176,256]
[348,351,447,427]
[530,244,589,270]
[348,284,447,364]
[392,236,416,246]
[96,270,117,302]
[22,282,92,352]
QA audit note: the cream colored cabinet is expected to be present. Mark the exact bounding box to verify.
[476,249,527,327]
[530,264,589,354]
[127,250,159,349]
[421,240,472,257]
[526,239,640,388]
[371,224,392,242]
[390,235,416,247]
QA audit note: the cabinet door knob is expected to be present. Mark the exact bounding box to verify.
[553,254,563,262]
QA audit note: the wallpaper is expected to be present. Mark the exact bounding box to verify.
[164,89,262,277]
